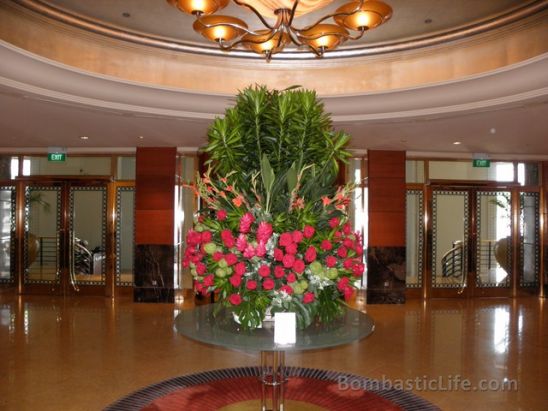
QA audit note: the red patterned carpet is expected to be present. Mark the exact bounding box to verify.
[106,367,440,411]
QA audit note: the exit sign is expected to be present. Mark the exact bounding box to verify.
[473,159,490,168]
[48,153,66,162]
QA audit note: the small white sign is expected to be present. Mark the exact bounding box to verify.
[274,312,296,345]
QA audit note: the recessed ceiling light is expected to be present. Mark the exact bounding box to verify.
[453,141,461,145]
[490,128,496,134]
[80,136,89,140]
[139,136,144,139]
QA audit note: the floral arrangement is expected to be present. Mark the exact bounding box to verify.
[182,85,364,330]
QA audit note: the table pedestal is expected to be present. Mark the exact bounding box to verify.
[260,351,287,411]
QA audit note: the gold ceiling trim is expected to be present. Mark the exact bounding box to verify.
[9,0,548,60]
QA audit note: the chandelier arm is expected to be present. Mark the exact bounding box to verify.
[217,27,283,50]
[195,15,266,36]
[286,0,300,28]
[286,29,304,47]
[298,0,366,31]
[343,27,367,41]
[232,0,275,30]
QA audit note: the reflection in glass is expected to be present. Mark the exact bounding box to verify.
[346,158,367,287]
[24,156,111,176]
[476,192,511,287]
[0,187,15,282]
[25,187,61,284]
[493,307,510,354]
[432,191,468,288]
[70,187,106,285]
[116,188,135,286]
[406,190,423,287]
[520,192,539,286]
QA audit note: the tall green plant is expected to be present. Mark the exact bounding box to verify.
[205,85,351,220]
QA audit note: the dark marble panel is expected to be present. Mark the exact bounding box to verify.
[366,246,406,304]
[134,244,174,303]
[544,245,548,296]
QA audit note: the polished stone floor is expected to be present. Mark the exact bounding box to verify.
[0,293,546,411]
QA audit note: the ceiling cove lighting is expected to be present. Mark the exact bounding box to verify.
[167,0,392,60]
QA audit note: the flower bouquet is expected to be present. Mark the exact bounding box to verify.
[182,85,364,330]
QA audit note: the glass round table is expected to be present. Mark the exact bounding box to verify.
[175,304,375,411]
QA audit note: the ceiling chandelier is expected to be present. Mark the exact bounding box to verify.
[167,0,393,60]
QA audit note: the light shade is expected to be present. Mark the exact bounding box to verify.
[167,0,229,16]
[193,15,248,42]
[242,0,335,18]
[300,24,348,51]
[242,30,289,55]
[334,0,392,31]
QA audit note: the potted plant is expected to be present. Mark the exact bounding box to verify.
[183,85,364,330]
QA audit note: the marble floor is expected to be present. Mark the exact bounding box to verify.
[0,293,546,411]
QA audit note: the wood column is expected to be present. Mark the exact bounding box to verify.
[134,147,176,303]
[367,150,406,303]
[541,162,548,298]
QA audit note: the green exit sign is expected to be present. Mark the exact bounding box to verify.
[473,159,490,168]
[48,153,66,162]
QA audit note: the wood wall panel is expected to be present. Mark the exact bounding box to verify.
[368,150,406,247]
[135,147,176,245]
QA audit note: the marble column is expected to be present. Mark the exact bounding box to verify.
[134,147,176,303]
[367,150,406,304]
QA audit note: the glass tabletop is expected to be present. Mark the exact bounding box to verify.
[174,304,375,352]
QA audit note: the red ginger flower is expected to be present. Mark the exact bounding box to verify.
[303,225,315,238]
[239,212,254,233]
[303,292,315,304]
[304,246,317,263]
[257,221,273,243]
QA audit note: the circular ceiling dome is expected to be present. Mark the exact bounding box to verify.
[10,0,545,59]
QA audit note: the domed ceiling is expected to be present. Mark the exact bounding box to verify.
[0,0,547,155]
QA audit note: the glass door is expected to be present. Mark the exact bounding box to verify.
[19,179,109,296]
[427,186,514,297]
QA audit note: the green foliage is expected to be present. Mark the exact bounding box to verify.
[204,85,351,217]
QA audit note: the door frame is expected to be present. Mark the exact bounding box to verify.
[424,181,525,298]
[15,176,114,296]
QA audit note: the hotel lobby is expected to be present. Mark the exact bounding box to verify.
[0,1,547,410]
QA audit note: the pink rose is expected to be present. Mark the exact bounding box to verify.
[246,280,257,290]
[263,278,275,290]
[325,256,337,268]
[225,253,238,266]
[320,239,333,251]
[303,225,315,239]
[213,252,223,262]
[229,274,242,287]
[217,209,227,221]
[329,217,340,228]
[279,232,293,247]
[352,263,365,277]
[292,230,304,243]
[337,277,349,292]
[203,274,214,287]
[258,264,270,277]
[239,212,255,233]
[286,273,296,283]
[285,243,298,255]
[337,247,348,258]
[274,248,284,261]
[257,221,273,243]
[195,262,206,275]
[274,266,285,278]
[343,287,354,301]
[228,293,242,306]
[186,230,201,246]
[234,261,246,276]
[282,254,295,268]
[304,246,317,263]
[292,259,305,274]
[343,258,354,270]
[201,231,212,243]
[303,292,315,304]
[194,281,203,293]
[221,229,235,248]
[280,285,293,295]
[343,238,354,249]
